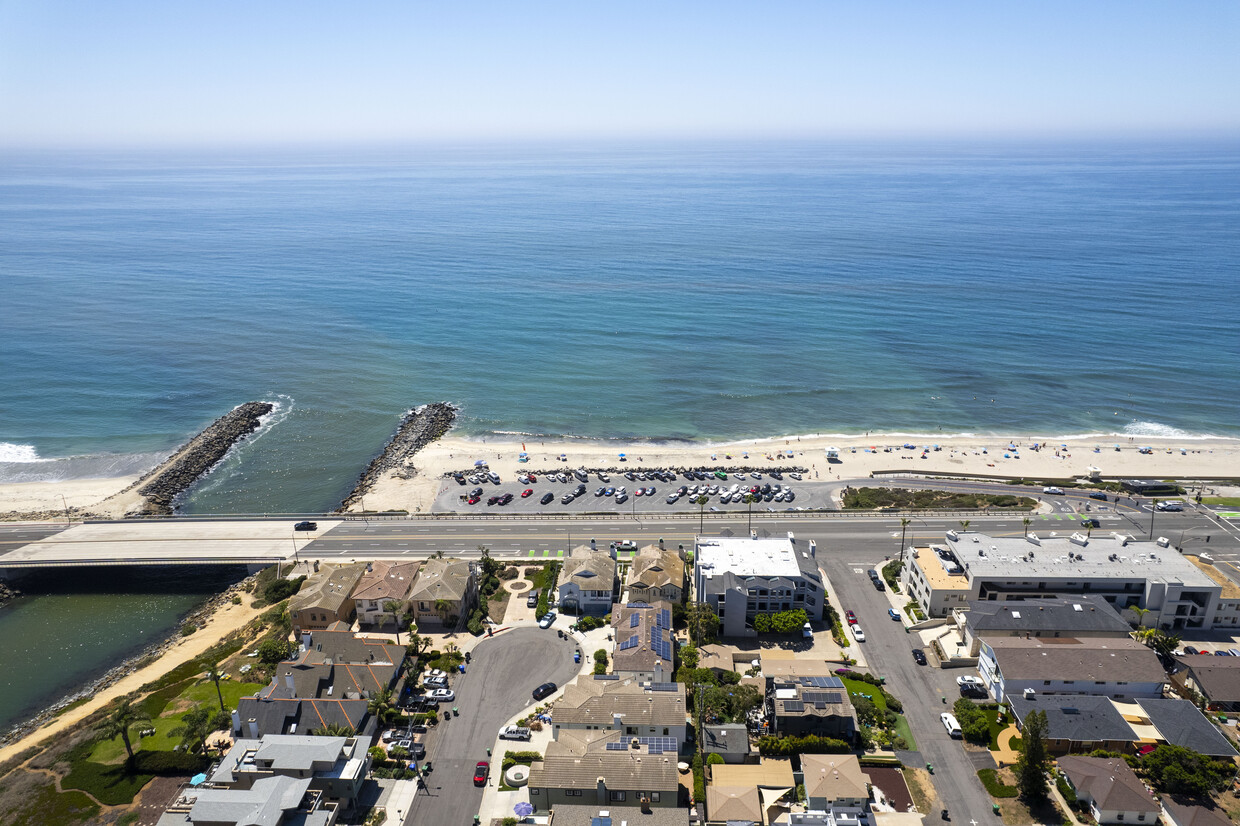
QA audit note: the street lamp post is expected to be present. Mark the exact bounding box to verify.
[1150,498,1158,539]
[60,494,70,524]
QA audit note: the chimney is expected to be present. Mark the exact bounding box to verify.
[247,718,259,738]
[284,671,295,694]
[597,777,607,805]
[231,709,241,734]
[301,631,312,650]
[654,660,664,681]
[613,713,623,730]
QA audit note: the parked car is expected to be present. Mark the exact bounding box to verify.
[845,610,857,625]
[500,725,532,741]
[423,676,448,689]
[293,521,317,531]
[912,648,928,665]
[851,625,865,642]
[474,761,490,786]
[1089,491,1109,501]
[956,675,984,689]
[498,493,513,505]
[532,682,557,700]
[802,623,813,639]
[888,608,901,621]
[539,611,557,629]
[540,492,555,505]
[1042,486,1064,495]
[428,689,455,702]
[527,592,539,608]
[521,488,534,498]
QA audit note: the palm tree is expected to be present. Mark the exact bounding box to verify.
[958,519,971,533]
[899,517,911,559]
[1022,517,1032,537]
[383,600,406,643]
[170,704,213,756]
[695,495,709,533]
[406,631,432,661]
[434,599,454,624]
[201,659,226,712]
[743,494,757,534]
[102,700,151,766]
[1130,606,1152,629]
[309,722,355,737]
[367,687,394,726]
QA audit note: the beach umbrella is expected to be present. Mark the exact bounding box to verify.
[618,453,626,459]
[474,460,486,467]
[190,773,208,786]
[514,802,535,817]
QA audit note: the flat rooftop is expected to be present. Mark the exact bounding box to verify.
[944,531,1218,588]
[696,536,801,579]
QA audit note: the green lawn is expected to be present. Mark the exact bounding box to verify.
[91,680,264,763]
[842,677,916,750]
[1203,498,1240,508]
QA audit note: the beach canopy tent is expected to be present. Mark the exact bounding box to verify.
[518,452,528,462]
[190,773,208,786]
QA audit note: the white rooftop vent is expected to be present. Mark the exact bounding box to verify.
[1073,603,1084,612]
[1156,537,1170,548]
[1011,611,1021,619]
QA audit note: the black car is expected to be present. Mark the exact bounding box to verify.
[487,495,500,505]
[540,492,555,505]
[1088,491,1109,501]
[769,471,783,480]
[532,682,557,700]
[912,648,927,665]
[527,592,539,608]
[498,493,514,505]
[1081,517,1101,528]
[454,474,466,485]
[293,521,317,531]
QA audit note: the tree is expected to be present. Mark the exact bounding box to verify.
[384,600,406,643]
[435,599,454,623]
[953,699,992,745]
[367,687,395,726]
[201,658,226,712]
[685,603,720,646]
[1129,606,1152,629]
[1015,709,1051,804]
[406,631,432,660]
[695,495,709,533]
[310,722,356,737]
[899,517,911,558]
[258,637,293,665]
[1141,629,1181,660]
[958,520,971,533]
[743,493,757,533]
[171,704,214,756]
[1143,744,1236,797]
[1022,517,1032,537]
[102,700,151,766]
[679,645,699,669]
[479,545,501,578]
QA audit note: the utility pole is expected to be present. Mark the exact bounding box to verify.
[1150,498,1158,539]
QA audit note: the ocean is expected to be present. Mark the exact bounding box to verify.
[1,139,1238,515]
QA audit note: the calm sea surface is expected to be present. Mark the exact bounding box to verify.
[0,140,1237,726]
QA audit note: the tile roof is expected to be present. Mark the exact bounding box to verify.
[801,753,870,802]
[1057,756,1158,814]
[408,557,473,602]
[1134,698,1238,757]
[527,729,679,793]
[289,563,368,615]
[1173,655,1240,702]
[985,636,1164,683]
[706,785,762,823]
[563,548,618,586]
[552,675,686,729]
[1008,695,1139,744]
[963,595,1131,635]
[350,560,420,603]
[628,546,685,592]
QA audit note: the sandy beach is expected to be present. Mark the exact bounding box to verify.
[355,432,1240,514]
[0,476,139,519]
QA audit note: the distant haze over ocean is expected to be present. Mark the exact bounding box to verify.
[2,140,1237,513]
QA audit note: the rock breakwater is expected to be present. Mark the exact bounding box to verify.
[338,402,457,511]
[133,401,274,516]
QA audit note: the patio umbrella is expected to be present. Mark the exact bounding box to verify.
[190,773,208,786]
[514,802,535,817]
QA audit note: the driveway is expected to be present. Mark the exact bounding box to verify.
[406,628,581,826]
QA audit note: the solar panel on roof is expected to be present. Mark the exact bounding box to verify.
[649,682,678,692]
[605,742,626,750]
[631,613,640,627]
[782,700,804,712]
[660,609,671,627]
[619,636,639,650]
[593,674,620,681]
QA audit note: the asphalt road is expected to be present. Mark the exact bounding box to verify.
[409,628,581,826]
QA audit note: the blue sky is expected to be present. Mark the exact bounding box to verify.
[0,1,1236,146]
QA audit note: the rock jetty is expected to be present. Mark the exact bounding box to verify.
[338,402,457,512]
[133,401,275,516]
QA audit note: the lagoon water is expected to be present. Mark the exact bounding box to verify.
[2,140,1238,513]
[0,139,1238,730]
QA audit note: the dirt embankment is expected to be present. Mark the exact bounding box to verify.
[337,403,457,511]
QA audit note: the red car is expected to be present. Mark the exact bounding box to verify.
[474,761,490,786]
[521,488,534,498]
[527,475,537,483]
[467,496,480,505]
[845,610,858,625]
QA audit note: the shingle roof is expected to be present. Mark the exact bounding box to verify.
[964,595,1130,635]
[1135,698,1238,757]
[187,775,312,826]
[986,636,1164,683]
[408,558,473,602]
[801,753,870,802]
[235,695,368,737]
[1173,655,1240,702]
[1008,695,1139,743]
[563,549,617,586]
[772,675,855,723]
[547,804,690,826]
[295,630,404,669]
[1163,800,1234,826]
[289,563,367,615]
[703,724,749,755]
[350,560,420,603]
[1057,756,1158,814]
[707,785,761,823]
[628,546,684,592]
[552,675,686,729]
[527,729,679,793]
[610,600,674,675]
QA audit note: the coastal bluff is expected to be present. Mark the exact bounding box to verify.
[337,402,457,512]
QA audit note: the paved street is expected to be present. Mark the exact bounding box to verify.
[408,628,581,826]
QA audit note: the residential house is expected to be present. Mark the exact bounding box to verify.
[705,760,796,826]
[702,724,751,764]
[545,804,690,826]
[976,636,1164,702]
[694,535,825,639]
[155,775,338,826]
[902,531,1240,630]
[954,594,1132,656]
[1057,756,1159,825]
[1129,698,1237,757]
[350,560,419,630]
[527,729,681,810]
[801,754,871,813]
[627,544,686,604]
[206,734,371,802]
[559,546,618,616]
[289,563,367,636]
[1163,800,1234,826]
[234,630,406,738]
[408,557,477,629]
[551,675,688,747]
[1170,654,1240,712]
[611,601,675,681]
[1007,695,1140,755]
[768,675,857,743]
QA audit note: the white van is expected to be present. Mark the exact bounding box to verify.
[940,712,962,739]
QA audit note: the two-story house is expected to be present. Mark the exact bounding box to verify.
[289,563,368,636]
[627,545,685,604]
[559,547,618,616]
[551,675,688,747]
[350,560,419,630]
[408,557,477,629]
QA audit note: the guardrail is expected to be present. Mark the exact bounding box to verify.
[338,509,1010,522]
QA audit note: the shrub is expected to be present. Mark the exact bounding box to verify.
[692,753,705,802]
[953,699,991,745]
[258,637,294,665]
[706,753,724,765]
[180,623,198,636]
[133,749,209,775]
[977,768,1019,798]
[593,662,608,675]
[467,609,485,636]
[594,649,608,664]
[758,734,851,756]
[498,566,519,580]
[262,575,306,605]
[231,595,242,605]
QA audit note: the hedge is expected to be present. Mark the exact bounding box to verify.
[758,734,851,756]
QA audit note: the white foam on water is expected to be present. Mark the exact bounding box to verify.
[0,443,44,463]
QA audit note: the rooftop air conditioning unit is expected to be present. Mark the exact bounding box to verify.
[1069,533,1089,547]
[1156,537,1170,548]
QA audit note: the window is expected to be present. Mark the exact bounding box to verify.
[663,728,669,735]
[530,789,540,796]
[610,791,626,802]
[649,792,661,802]
[1117,815,1123,822]
[565,790,582,797]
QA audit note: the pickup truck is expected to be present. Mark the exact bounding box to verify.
[500,725,532,741]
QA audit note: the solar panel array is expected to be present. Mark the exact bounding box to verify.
[649,682,679,692]
[656,608,671,629]
[631,612,641,627]
[798,676,845,689]
[782,700,805,712]
[603,736,677,755]
[650,626,673,661]
[619,635,639,650]
[593,674,620,681]
[802,691,844,705]
[626,601,651,608]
